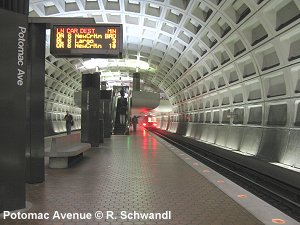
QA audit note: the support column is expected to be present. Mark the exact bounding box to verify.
[26,23,46,184]
[133,72,140,91]
[81,73,101,147]
[0,7,28,212]
[100,90,112,138]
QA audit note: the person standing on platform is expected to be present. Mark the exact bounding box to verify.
[120,87,125,99]
[132,115,138,132]
[119,87,127,125]
[119,98,127,125]
[64,111,73,135]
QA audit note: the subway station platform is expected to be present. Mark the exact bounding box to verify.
[1,127,298,225]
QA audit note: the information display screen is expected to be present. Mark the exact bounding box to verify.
[50,24,123,58]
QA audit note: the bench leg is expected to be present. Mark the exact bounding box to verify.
[49,157,68,169]
[68,153,83,167]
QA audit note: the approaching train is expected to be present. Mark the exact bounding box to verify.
[141,115,157,128]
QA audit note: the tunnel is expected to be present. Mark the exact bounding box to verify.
[29,0,300,172]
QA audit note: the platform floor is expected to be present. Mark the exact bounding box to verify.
[2,128,266,225]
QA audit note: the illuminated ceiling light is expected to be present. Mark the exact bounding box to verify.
[126,59,149,70]
[82,59,150,70]
[82,59,108,69]
[149,3,160,9]
[129,0,139,4]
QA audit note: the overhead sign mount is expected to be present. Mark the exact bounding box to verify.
[50,24,123,58]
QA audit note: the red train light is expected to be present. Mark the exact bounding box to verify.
[142,123,146,126]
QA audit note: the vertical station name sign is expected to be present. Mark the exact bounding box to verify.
[50,24,123,58]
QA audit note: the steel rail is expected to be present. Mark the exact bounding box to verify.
[149,128,300,222]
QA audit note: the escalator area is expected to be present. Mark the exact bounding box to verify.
[113,96,129,135]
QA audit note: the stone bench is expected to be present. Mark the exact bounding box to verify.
[45,133,91,168]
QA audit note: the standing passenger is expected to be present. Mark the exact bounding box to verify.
[64,111,73,135]
[120,87,125,99]
[132,115,138,132]
[119,99,127,125]
[119,87,127,125]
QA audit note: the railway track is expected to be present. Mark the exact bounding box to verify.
[148,128,300,222]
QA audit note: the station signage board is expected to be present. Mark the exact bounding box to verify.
[0,8,28,212]
[50,24,123,58]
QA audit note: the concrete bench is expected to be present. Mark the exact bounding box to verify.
[45,133,91,168]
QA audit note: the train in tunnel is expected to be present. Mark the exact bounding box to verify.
[141,115,158,128]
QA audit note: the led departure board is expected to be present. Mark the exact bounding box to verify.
[50,24,123,58]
